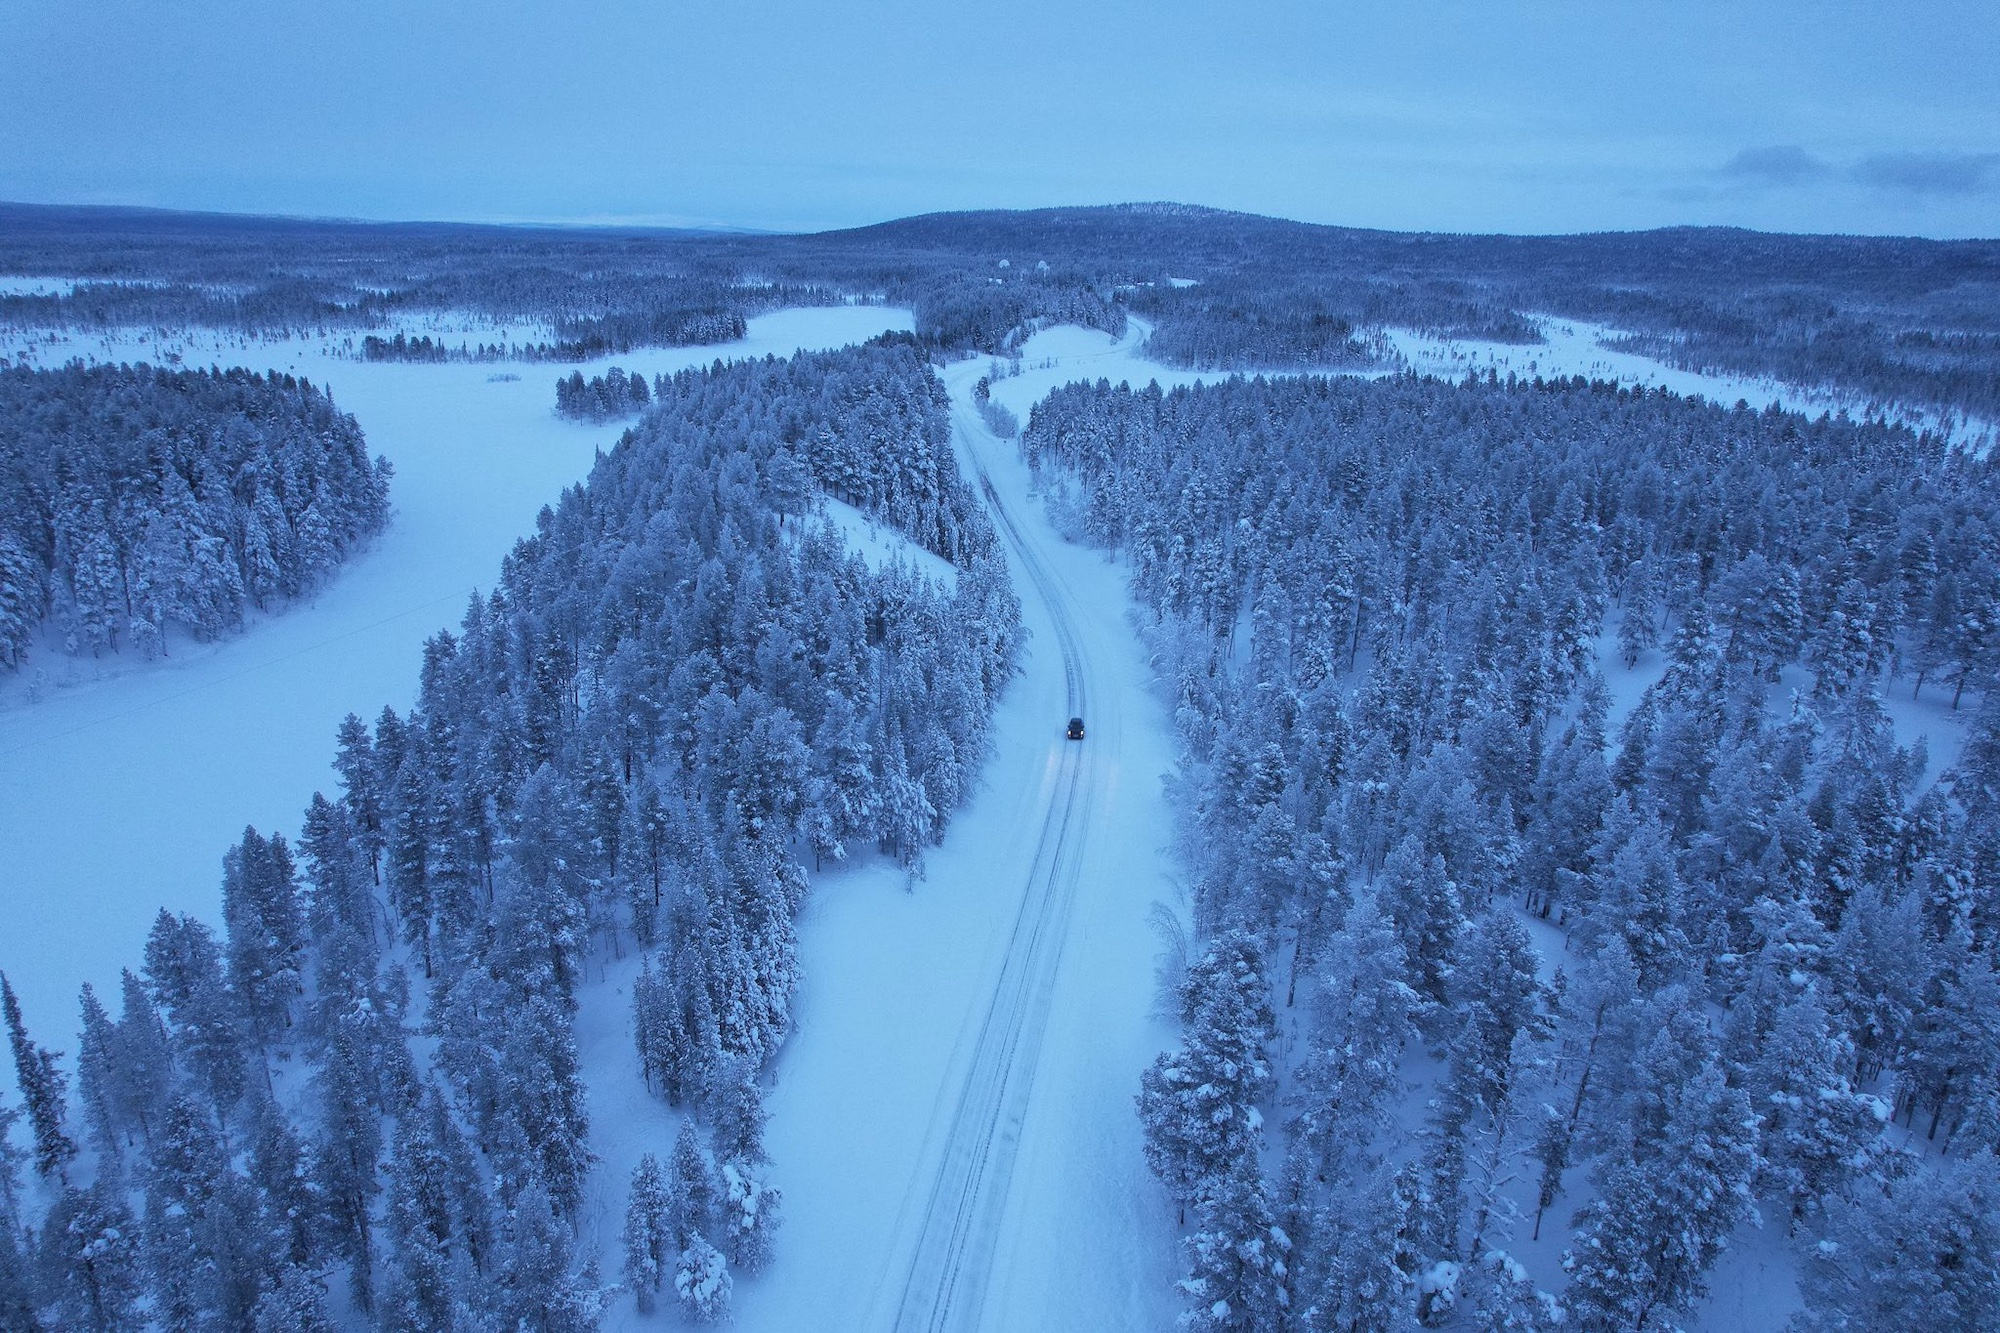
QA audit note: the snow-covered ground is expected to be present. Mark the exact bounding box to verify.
[0,305,913,1038]
[0,275,76,298]
[1386,317,1997,454]
[817,496,960,589]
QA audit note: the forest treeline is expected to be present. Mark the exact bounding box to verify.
[0,340,1022,1328]
[362,312,747,365]
[0,361,390,669]
[1021,371,2000,1330]
[6,203,1995,419]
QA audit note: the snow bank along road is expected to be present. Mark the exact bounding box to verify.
[888,388,1098,1332]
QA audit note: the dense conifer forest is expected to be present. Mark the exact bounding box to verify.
[0,361,390,669]
[1021,372,2000,1329]
[0,340,1021,1327]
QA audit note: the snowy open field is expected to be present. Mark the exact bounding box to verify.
[0,305,912,1037]
[1386,317,1997,454]
[0,275,76,298]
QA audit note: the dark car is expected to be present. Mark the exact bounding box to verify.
[1066,717,1086,740]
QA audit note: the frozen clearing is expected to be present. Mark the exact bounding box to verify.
[0,275,76,298]
[0,305,913,1036]
[1387,317,1996,453]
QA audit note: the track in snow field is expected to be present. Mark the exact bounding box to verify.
[889,400,1096,1333]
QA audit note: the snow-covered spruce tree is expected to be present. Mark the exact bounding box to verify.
[623,1152,673,1313]
[1139,931,1276,1225]
[1561,1058,1758,1331]
[2,972,75,1182]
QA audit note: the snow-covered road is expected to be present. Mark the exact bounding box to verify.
[723,324,1184,1332]
[888,389,1097,1332]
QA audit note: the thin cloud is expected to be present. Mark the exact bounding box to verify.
[1852,151,2000,196]
[1718,145,1831,187]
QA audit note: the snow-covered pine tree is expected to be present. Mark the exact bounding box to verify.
[142,909,250,1121]
[1562,1059,1757,1331]
[1289,895,1419,1189]
[716,1156,782,1276]
[675,1233,731,1323]
[1139,931,1276,1224]
[2,971,75,1181]
[1178,1154,1291,1333]
[223,825,306,1044]
[39,1184,144,1332]
[73,982,126,1167]
[1378,837,1463,1013]
[1750,994,1883,1220]
[668,1118,719,1251]
[1793,1148,2000,1330]
[144,1093,266,1330]
[623,1152,673,1312]
[250,1264,336,1333]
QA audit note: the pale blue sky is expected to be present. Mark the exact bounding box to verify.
[2,0,1995,237]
